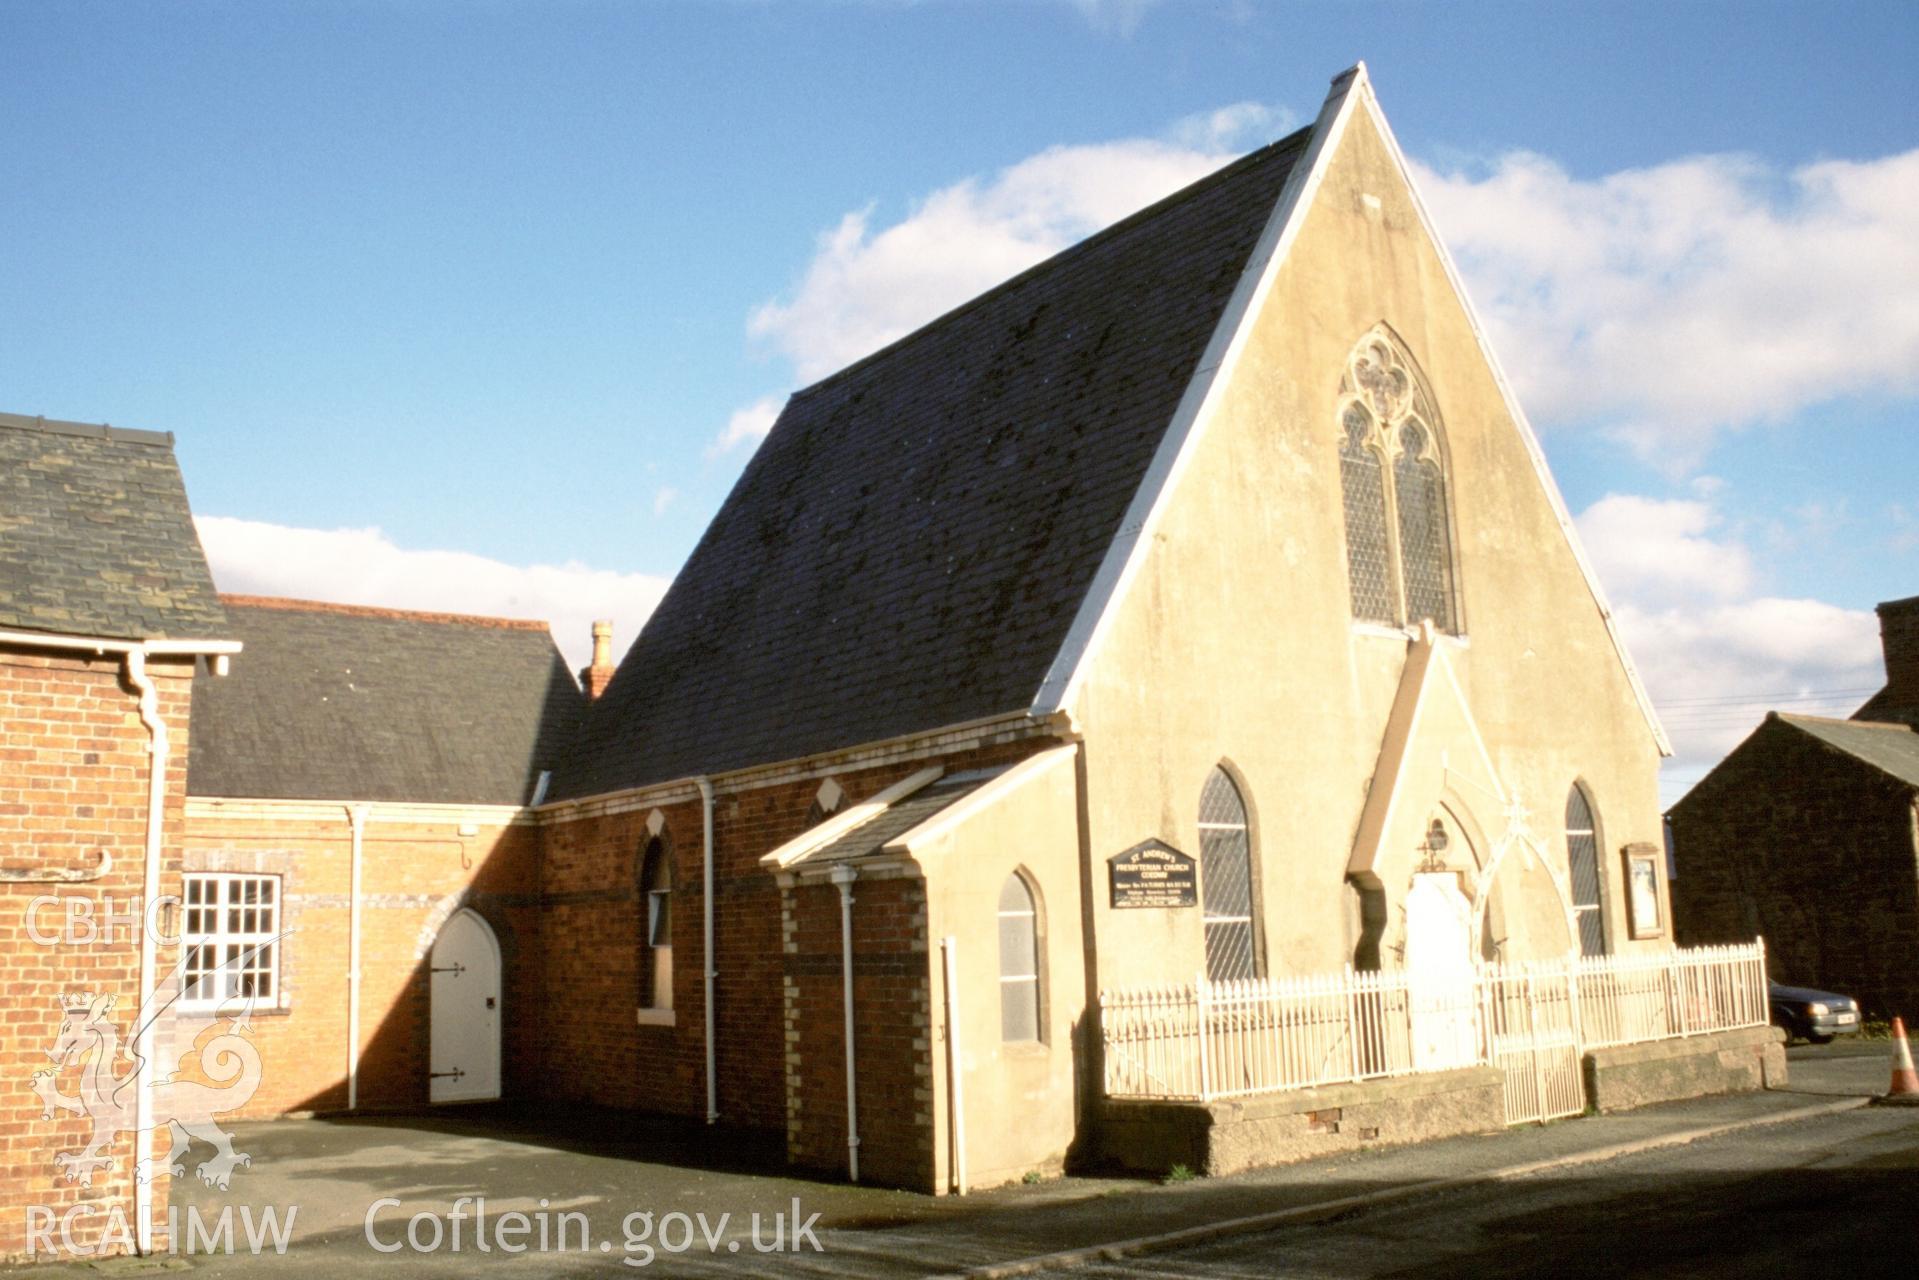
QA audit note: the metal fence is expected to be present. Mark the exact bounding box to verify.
[1100,940,1768,1104]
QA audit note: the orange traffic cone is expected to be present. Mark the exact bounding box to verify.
[1886,1017,1919,1103]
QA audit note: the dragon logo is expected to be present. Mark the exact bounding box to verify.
[31,973,264,1191]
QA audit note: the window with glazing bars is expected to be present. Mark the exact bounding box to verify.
[1337,328,1459,633]
[997,874,1041,1042]
[1565,785,1607,956]
[182,873,280,1011]
[1199,768,1259,982]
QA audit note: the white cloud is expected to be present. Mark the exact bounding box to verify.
[1414,148,1919,467]
[196,515,670,673]
[748,104,1291,383]
[708,394,784,457]
[651,486,678,517]
[1574,494,1753,608]
[1571,495,1883,799]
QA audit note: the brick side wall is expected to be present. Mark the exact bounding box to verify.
[1670,719,1919,1019]
[782,873,934,1189]
[0,649,194,1262]
[172,813,541,1118]
[537,735,1051,1183]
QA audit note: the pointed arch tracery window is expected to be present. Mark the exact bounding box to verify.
[1338,329,1459,633]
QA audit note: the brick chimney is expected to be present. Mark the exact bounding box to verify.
[580,620,616,700]
[1872,596,1919,720]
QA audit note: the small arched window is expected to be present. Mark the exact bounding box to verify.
[997,873,1042,1042]
[1337,328,1459,633]
[1565,784,1606,957]
[1199,768,1259,982]
[639,837,673,1010]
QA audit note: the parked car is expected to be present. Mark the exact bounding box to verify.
[1768,981,1862,1044]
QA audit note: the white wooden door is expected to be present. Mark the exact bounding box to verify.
[1405,873,1478,1071]
[430,909,501,1103]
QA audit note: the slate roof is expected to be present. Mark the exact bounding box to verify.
[188,597,583,806]
[1776,713,1919,790]
[558,128,1310,798]
[795,769,1005,868]
[0,413,227,640]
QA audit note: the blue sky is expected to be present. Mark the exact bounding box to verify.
[4,2,1917,799]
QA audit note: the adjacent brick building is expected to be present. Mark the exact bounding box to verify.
[0,413,237,1260]
[1670,596,1919,1021]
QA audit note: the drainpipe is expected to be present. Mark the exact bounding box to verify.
[123,649,168,1256]
[830,864,861,1182]
[345,804,370,1110]
[941,936,967,1195]
[697,777,718,1124]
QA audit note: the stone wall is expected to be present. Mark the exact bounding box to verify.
[1093,1066,1505,1178]
[1583,1025,1786,1113]
[1670,717,1919,1020]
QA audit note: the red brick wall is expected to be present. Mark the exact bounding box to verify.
[781,873,934,1188]
[1670,717,1919,1019]
[0,648,193,1262]
[173,813,541,1117]
[537,735,1052,1186]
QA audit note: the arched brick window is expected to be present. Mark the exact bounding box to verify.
[1199,767,1259,982]
[1565,784,1606,956]
[639,837,673,1010]
[1337,328,1459,633]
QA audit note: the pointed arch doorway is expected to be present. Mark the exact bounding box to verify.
[429,908,502,1103]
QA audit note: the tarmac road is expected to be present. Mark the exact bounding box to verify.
[4,1041,1910,1277]
[1057,1103,1919,1279]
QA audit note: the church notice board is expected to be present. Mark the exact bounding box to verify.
[1109,840,1197,909]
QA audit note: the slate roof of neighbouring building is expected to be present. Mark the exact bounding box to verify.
[188,597,583,806]
[557,127,1312,799]
[0,413,227,641]
[1775,713,1919,790]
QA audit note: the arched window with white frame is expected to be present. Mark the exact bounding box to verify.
[1337,327,1459,634]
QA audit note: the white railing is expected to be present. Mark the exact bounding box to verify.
[1574,941,1769,1049]
[1101,939,1768,1102]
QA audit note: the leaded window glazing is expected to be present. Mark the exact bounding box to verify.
[1565,785,1606,957]
[1336,330,1460,633]
[1199,768,1259,982]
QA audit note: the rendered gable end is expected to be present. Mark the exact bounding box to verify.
[1068,68,1672,986]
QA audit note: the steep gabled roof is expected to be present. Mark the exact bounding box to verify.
[188,597,582,806]
[557,128,1311,799]
[0,412,227,641]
